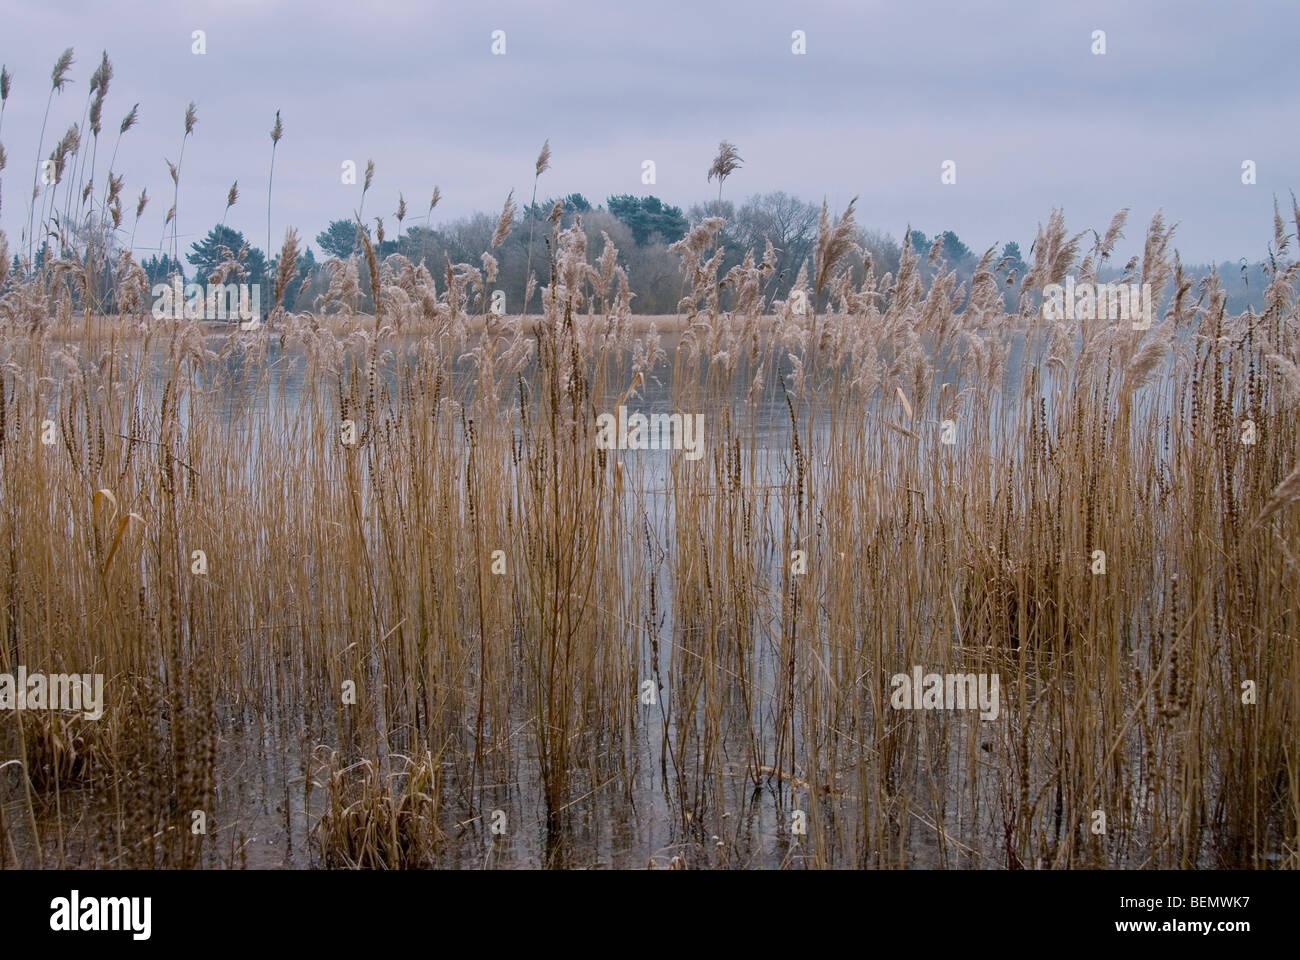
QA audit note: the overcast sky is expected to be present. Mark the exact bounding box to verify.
[1,0,1295,266]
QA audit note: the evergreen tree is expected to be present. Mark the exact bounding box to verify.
[188,225,267,286]
[607,195,688,246]
[315,219,366,259]
[999,241,1027,276]
[939,230,972,264]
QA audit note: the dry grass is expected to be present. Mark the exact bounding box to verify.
[0,115,1296,868]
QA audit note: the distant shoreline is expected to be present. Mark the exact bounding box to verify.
[15,313,724,338]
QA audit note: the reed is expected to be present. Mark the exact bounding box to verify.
[0,102,1295,872]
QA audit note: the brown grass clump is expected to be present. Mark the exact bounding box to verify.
[21,710,112,791]
[311,751,444,869]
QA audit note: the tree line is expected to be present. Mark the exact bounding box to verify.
[121,191,1038,317]
[12,190,1269,317]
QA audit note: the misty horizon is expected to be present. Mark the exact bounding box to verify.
[1,0,1296,271]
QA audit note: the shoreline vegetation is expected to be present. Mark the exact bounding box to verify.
[28,312,705,337]
[0,201,1294,870]
[0,49,1296,870]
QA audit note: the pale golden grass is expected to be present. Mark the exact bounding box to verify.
[0,201,1295,871]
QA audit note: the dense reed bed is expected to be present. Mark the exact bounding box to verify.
[0,203,1297,869]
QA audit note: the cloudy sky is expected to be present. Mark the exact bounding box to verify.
[1,0,1295,266]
